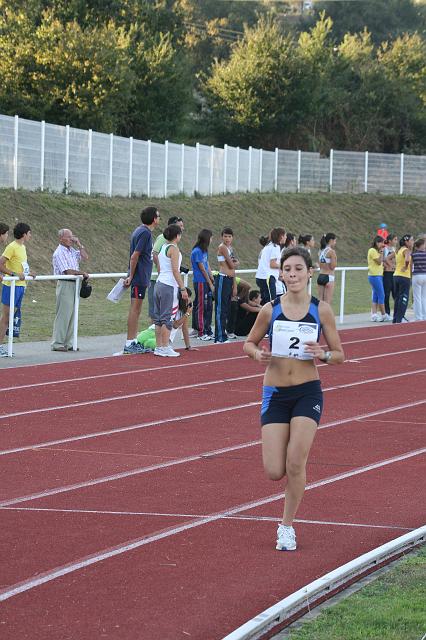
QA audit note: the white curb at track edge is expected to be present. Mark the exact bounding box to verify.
[222,525,426,640]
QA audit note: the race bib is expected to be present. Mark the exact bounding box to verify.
[22,261,30,276]
[272,320,318,360]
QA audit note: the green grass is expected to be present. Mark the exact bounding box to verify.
[286,547,426,640]
[2,188,425,340]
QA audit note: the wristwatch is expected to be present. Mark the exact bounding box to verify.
[321,351,332,363]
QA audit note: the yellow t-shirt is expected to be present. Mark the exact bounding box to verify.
[367,248,383,276]
[394,248,411,279]
[2,241,29,287]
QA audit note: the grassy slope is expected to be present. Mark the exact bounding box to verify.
[1,189,425,340]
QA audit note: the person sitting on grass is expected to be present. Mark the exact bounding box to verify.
[235,289,262,336]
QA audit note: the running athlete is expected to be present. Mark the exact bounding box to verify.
[244,247,344,551]
[317,233,337,304]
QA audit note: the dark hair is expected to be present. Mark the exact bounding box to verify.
[163,224,182,242]
[0,223,9,235]
[283,233,295,248]
[320,233,336,249]
[194,229,212,252]
[249,289,260,301]
[372,235,385,249]
[413,237,426,253]
[259,235,269,247]
[168,215,183,225]
[399,234,412,247]
[280,246,313,270]
[221,227,233,236]
[270,227,286,245]
[178,287,192,312]
[386,233,397,244]
[298,234,313,246]
[13,222,31,239]
[140,206,159,225]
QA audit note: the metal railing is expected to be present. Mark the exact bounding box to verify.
[3,266,368,357]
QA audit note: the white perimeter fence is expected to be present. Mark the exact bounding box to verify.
[1,114,426,197]
[3,266,367,357]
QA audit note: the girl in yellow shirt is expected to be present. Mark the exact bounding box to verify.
[367,236,386,321]
[393,234,414,323]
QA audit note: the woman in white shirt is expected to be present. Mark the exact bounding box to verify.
[153,224,188,357]
[256,228,286,305]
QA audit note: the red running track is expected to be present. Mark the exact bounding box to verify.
[0,323,425,639]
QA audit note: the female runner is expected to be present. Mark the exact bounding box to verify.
[317,233,337,304]
[244,247,344,551]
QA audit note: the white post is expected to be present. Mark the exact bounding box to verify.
[223,144,228,194]
[210,145,214,196]
[65,124,70,194]
[7,280,16,357]
[13,115,18,190]
[364,151,369,193]
[164,140,169,197]
[87,129,92,195]
[329,148,334,192]
[274,148,279,192]
[195,142,200,193]
[128,136,133,198]
[40,121,45,191]
[72,277,81,351]
[339,269,346,324]
[248,146,252,192]
[108,133,114,197]
[258,149,263,192]
[297,150,301,193]
[236,147,240,192]
[180,144,185,193]
[400,153,404,196]
[147,140,151,197]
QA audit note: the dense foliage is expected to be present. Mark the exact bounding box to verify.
[0,0,425,152]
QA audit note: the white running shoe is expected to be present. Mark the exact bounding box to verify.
[371,313,379,322]
[227,333,237,339]
[376,314,385,322]
[153,346,167,357]
[276,524,297,551]
[188,329,198,337]
[383,313,391,322]
[199,334,212,341]
[162,345,180,357]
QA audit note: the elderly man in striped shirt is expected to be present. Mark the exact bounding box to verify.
[51,229,89,352]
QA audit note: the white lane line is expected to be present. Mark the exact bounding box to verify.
[1,372,426,459]
[363,419,426,426]
[0,446,423,603]
[2,329,425,393]
[1,350,425,422]
[0,506,411,531]
[1,399,425,507]
[0,355,247,393]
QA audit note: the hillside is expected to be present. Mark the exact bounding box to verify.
[2,190,426,272]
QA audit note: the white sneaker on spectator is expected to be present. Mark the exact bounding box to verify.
[227,333,237,339]
[199,334,212,341]
[371,313,379,322]
[163,345,180,357]
[383,313,391,322]
[0,345,11,357]
[376,314,385,322]
[276,524,297,551]
[154,346,167,357]
[188,329,198,337]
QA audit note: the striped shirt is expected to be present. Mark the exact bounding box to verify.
[412,250,426,275]
[52,245,81,275]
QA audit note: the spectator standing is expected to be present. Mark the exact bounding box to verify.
[256,228,286,305]
[149,215,184,321]
[0,223,9,282]
[124,206,160,354]
[214,227,237,343]
[191,229,214,340]
[367,236,386,322]
[153,224,188,357]
[51,229,89,352]
[383,234,398,317]
[393,235,414,323]
[317,233,337,304]
[411,237,426,321]
[0,223,35,357]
